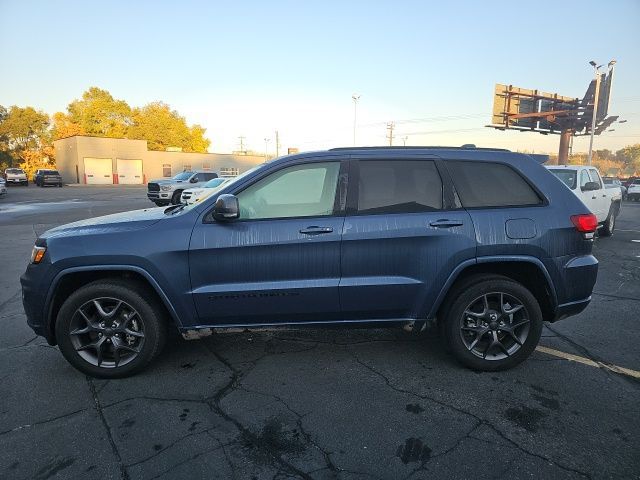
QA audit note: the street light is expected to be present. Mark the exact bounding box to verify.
[352,94,360,146]
[587,59,616,165]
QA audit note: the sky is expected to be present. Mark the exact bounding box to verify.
[1,0,639,155]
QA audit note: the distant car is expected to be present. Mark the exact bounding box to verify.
[180,177,229,204]
[627,179,640,201]
[4,168,28,186]
[0,178,6,196]
[34,169,63,187]
[147,171,220,206]
[603,176,627,200]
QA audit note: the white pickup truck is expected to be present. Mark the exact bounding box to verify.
[547,165,622,236]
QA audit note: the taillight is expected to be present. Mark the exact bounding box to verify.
[571,214,598,233]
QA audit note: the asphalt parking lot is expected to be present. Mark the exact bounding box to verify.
[0,185,639,480]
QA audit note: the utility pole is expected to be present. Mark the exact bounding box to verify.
[386,122,395,146]
[275,130,280,157]
[264,138,270,162]
[238,136,246,154]
[352,94,360,146]
[401,136,408,146]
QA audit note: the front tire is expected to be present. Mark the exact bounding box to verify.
[55,280,167,378]
[442,275,543,371]
[171,190,183,205]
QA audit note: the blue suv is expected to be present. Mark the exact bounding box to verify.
[21,147,599,377]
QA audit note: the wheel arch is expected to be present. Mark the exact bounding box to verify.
[45,265,182,345]
[429,256,557,323]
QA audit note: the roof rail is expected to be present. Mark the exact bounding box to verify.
[328,146,510,152]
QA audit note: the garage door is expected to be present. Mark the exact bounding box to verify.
[116,159,143,184]
[84,158,113,184]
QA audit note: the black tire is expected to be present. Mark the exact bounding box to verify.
[441,274,543,371]
[600,205,616,237]
[58,183,63,188]
[171,190,183,205]
[55,280,167,378]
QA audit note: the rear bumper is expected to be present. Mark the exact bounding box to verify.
[547,254,598,322]
[552,297,591,322]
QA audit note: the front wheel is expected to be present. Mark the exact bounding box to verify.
[56,280,167,378]
[442,275,543,371]
[171,190,183,204]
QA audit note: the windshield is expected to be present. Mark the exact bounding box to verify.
[203,178,227,188]
[548,169,577,189]
[172,172,193,181]
[45,170,60,175]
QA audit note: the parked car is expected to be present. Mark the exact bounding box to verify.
[546,165,621,236]
[627,178,640,201]
[21,146,599,378]
[4,167,28,186]
[34,169,63,187]
[0,177,6,197]
[180,177,230,204]
[603,176,626,200]
[147,171,219,206]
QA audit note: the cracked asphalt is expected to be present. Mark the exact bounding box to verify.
[1,186,639,480]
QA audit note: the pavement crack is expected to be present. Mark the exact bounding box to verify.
[0,408,88,436]
[352,355,593,480]
[202,343,314,480]
[86,376,131,480]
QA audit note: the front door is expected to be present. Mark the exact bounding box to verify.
[340,158,476,320]
[189,160,346,326]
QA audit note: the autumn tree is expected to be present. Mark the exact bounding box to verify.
[67,87,132,138]
[0,105,50,161]
[51,111,85,140]
[127,101,210,152]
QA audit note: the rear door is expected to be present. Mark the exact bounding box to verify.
[339,156,476,320]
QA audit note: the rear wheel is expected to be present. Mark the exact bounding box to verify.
[600,205,616,237]
[442,275,543,371]
[56,280,167,378]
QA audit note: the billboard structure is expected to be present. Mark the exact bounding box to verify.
[488,66,616,164]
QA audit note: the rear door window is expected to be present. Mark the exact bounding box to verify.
[447,161,542,208]
[355,160,443,214]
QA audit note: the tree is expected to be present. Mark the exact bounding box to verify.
[67,87,132,138]
[616,144,640,172]
[127,101,210,153]
[51,111,85,140]
[0,105,50,164]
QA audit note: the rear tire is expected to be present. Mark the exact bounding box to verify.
[55,280,167,378]
[600,205,616,237]
[441,275,543,371]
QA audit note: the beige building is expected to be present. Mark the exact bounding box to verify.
[54,136,265,184]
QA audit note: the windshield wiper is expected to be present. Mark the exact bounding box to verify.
[163,204,186,214]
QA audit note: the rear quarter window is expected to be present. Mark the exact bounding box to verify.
[447,161,542,208]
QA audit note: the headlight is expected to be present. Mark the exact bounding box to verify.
[30,245,46,264]
[160,185,173,191]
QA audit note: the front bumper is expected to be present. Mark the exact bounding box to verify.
[147,191,171,203]
[20,266,53,343]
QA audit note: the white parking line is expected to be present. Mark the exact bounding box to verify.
[536,345,640,379]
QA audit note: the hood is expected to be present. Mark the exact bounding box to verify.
[149,178,188,184]
[40,207,167,240]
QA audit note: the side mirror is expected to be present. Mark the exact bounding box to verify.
[190,176,198,183]
[213,194,239,221]
[582,181,600,191]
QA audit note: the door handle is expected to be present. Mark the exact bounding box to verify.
[591,196,597,199]
[429,219,464,228]
[299,226,334,235]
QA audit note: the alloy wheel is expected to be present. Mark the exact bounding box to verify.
[69,297,145,368]
[459,292,530,360]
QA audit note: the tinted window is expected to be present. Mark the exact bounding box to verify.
[238,162,340,220]
[447,161,541,208]
[173,172,192,181]
[548,169,577,189]
[201,172,218,181]
[356,160,442,214]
